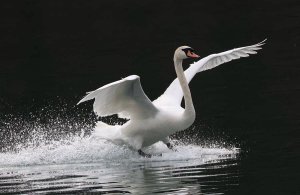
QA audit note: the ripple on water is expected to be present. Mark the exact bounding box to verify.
[0,134,239,194]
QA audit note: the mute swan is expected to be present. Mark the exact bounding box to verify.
[78,40,265,157]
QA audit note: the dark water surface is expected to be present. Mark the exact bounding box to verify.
[0,136,239,194]
[0,0,299,194]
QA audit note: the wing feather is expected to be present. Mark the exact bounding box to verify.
[78,75,158,119]
[154,39,266,107]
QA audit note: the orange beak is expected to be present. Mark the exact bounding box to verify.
[187,50,200,58]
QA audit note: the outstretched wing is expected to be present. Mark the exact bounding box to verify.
[154,39,266,107]
[78,75,158,119]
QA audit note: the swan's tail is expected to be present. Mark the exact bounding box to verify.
[92,121,125,146]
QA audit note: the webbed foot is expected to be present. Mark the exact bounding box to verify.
[138,149,152,158]
[166,143,178,152]
[138,149,162,158]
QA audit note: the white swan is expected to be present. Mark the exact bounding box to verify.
[78,40,265,157]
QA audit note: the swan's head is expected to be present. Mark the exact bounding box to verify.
[174,46,200,61]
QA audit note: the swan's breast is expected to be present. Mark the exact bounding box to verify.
[120,108,184,146]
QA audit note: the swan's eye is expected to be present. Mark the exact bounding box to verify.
[182,48,193,54]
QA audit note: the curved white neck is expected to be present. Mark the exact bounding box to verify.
[174,58,195,118]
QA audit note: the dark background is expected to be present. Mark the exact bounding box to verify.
[0,0,299,194]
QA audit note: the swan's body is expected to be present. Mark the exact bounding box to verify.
[78,40,265,156]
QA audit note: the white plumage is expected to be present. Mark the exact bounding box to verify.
[78,75,157,119]
[155,39,266,107]
[78,40,265,157]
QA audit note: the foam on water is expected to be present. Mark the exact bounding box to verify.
[0,133,238,167]
[0,113,240,194]
[0,108,239,168]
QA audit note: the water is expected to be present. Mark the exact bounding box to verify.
[0,0,299,194]
[0,121,239,194]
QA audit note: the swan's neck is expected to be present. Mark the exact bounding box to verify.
[174,58,195,118]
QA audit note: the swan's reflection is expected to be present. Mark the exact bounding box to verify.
[117,157,238,194]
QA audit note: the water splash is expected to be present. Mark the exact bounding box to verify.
[0,134,238,167]
[0,108,240,194]
[0,104,239,167]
